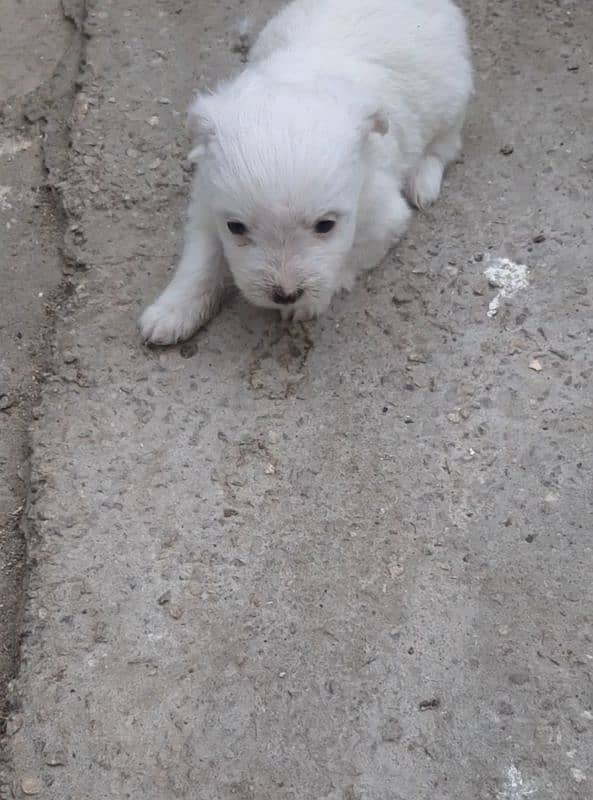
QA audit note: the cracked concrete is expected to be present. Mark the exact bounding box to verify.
[0,0,78,713]
[1,1,593,798]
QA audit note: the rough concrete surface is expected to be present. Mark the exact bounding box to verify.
[1,0,593,798]
[0,0,75,713]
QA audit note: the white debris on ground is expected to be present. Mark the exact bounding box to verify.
[484,256,530,317]
[0,185,12,212]
[0,136,32,158]
[497,765,537,800]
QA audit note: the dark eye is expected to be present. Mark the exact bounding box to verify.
[314,219,336,234]
[227,221,248,236]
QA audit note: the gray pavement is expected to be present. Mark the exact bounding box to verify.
[0,0,74,714]
[1,1,592,798]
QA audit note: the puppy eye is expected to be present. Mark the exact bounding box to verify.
[227,221,248,236]
[314,219,336,234]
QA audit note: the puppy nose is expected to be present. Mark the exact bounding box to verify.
[270,286,304,305]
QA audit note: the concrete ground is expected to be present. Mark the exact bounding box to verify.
[0,0,75,719]
[1,0,592,798]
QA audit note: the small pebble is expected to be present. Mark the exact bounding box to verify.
[498,701,514,716]
[508,672,530,686]
[6,715,22,735]
[392,293,412,305]
[179,340,198,359]
[157,590,171,606]
[500,144,514,155]
[168,604,183,620]
[529,359,543,372]
[0,395,13,411]
[388,562,404,578]
[62,350,77,364]
[21,777,42,795]
[45,749,67,767]
[571,768,586,783]
[549,348,569,360]
[380,718,402,742]
[419,697,440,711]
[532,233,546,243]
[447,412,462,424]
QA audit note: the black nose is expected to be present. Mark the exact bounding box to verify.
[271,287,304,305]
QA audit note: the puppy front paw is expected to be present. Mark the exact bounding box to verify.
[139,293,216,345]
[279,304,317,324]
[291,306,317,323]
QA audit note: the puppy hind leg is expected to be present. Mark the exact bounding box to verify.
[347,190,411,280]
[407,126,462,210]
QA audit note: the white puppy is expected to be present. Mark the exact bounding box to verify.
[140,0,472,344]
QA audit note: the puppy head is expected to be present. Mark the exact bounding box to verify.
[187,81,387,311]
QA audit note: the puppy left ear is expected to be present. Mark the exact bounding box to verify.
[186,94,216,162]
[364,109,389,137]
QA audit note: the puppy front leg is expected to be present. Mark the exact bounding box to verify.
[140,224,229,345]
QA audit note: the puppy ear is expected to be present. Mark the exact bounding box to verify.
[369,109,389,136]
[364,109,389,137]
[186,95,215,162]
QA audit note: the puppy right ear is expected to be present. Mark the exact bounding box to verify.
[367,109,389,137]
[186,95,215,162]
[360,108,389,139]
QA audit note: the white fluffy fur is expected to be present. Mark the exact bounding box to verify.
[140,0,472,344]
